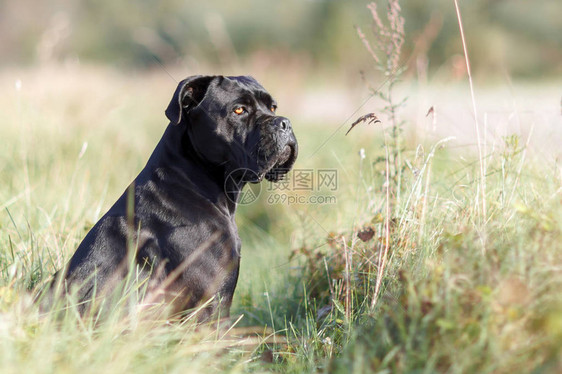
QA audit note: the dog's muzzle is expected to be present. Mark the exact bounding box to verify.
[260,117,298,182]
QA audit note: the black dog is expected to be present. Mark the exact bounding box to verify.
[45,75,297,320]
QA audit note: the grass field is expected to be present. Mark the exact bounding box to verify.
[1,65,561,373]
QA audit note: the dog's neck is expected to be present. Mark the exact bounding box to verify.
[143,123,243,215]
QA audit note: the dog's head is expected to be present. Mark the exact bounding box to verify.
[165,75,297,183]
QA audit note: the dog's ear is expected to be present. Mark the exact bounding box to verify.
[165,76,215,124]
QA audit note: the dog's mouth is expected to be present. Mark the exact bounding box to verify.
[263,143,297,182]
[248,143,297,184]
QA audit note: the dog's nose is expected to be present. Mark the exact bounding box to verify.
[276,117,291,132]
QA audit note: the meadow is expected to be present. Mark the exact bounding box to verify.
[0,62,561,374]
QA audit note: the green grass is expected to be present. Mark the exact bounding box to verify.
[1,66,561,373]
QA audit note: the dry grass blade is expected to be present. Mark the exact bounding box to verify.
[346,113,382,135]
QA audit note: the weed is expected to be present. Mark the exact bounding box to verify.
[356,0,406,209]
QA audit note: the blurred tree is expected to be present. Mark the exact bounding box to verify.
[0,0,559,77]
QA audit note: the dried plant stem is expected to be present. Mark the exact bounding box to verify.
[343,239,351,320]
[372,136,392,310]
[356,26,381,65]
[454,0,486,223]
[388,84,402,206]
[357,1,405,210]
[454,0,486,226]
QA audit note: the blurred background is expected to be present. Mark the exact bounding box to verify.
[1,0,560,138]
[2,0,560,148]
[1,0,560,77]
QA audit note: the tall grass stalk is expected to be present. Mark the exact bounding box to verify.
[453,0,486,230]
[371,135,392,309]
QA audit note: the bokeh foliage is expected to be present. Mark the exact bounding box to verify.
[1,0,560,77]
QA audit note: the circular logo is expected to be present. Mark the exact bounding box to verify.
[224,168,262,205]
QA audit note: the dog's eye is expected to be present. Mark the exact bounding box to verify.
[270,105,277,113]
[233,106,246,115]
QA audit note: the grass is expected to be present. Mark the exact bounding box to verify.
[0,65,561,373]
